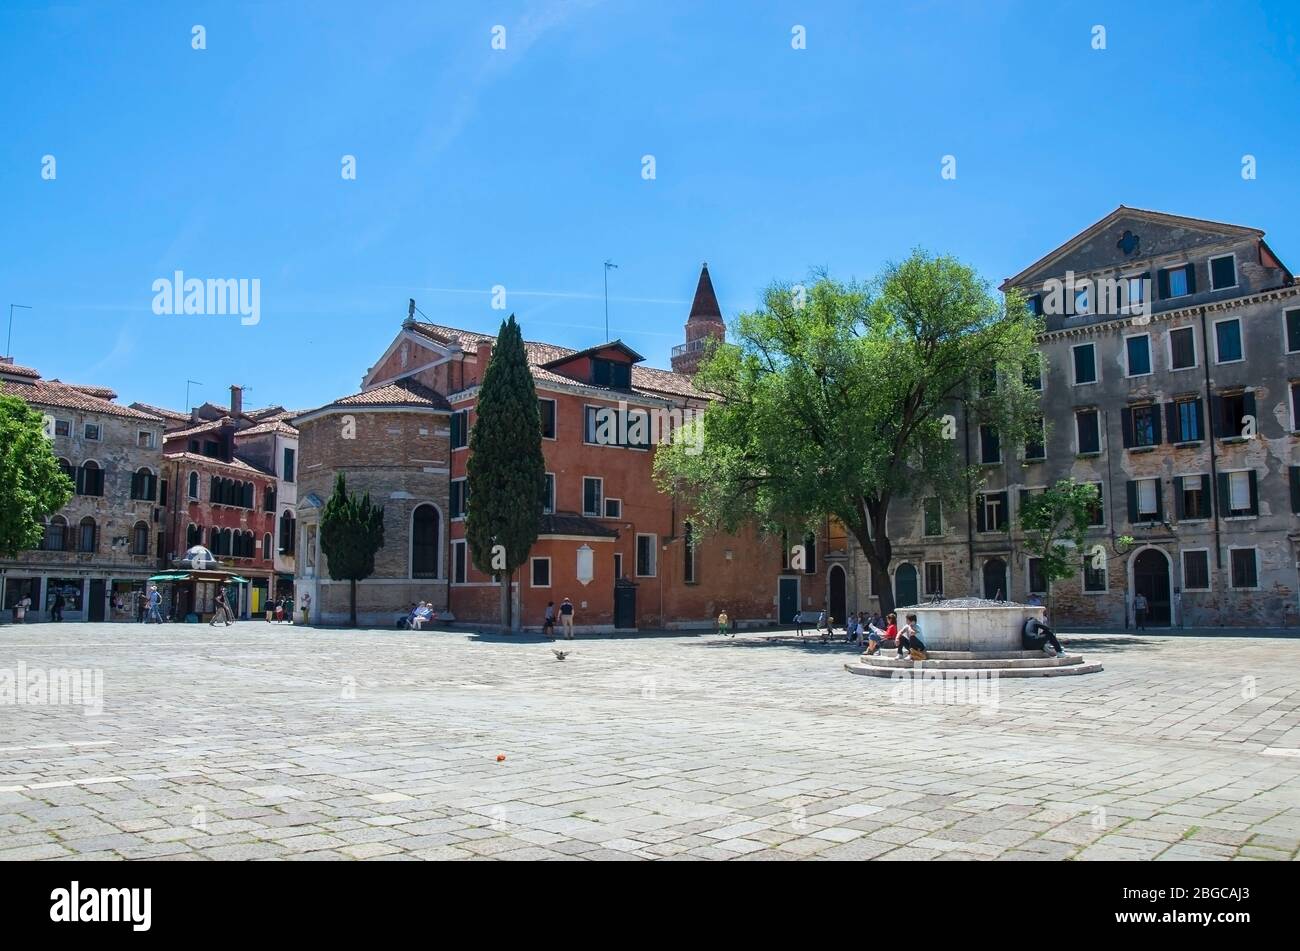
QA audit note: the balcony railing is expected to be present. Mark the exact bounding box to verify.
[671,338,711,358]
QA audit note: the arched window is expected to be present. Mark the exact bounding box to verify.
[208,526,220,551]
[78,516,98,553]
[221,528,232,556]
[263,533,273,560]
[263,485,276,513]
[77,460,104,497]
[43,515,68,551]
[131,467,157,502]
[411,504,440,579]
[188,471,199,500]
[132,521,150,555]
[244,531,255,557]
[57,458,75,484]
[187,524,200,547]
[279,511,295,554]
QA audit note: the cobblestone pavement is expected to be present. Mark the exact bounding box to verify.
[1,622,1298,861]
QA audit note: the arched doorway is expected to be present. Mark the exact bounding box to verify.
[894,563,918,608]
[983,558,1007,600]
[1132,547,1171,627]
[411,504,441,579]
[828,565,847,625]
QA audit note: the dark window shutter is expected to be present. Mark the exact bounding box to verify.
[997,492,1009,530]
[1194,399,1205,440]
[1199,475,1211,518]
[1121,408,1134,448]
[1019,488,1030,514]
[1185,263,1197,294]
[1173,476,1184,519]
[976,496,987,533]
[1217,473,1229,517]
[1127,481,1139,523]
[1244,392,1257,428]
[1157,268,1171,299]
[1151,406,1163,444]
[1165,402,1178,442]
[1154,481,1164,522]
[1291,467,1300,514]
[1248,470,1259,516]
[1211,395,1224,437]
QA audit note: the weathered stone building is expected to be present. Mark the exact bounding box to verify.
[1,357,166,621]
[844,206,1300,628]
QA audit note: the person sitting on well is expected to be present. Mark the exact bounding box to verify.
[1022,614,1065,656]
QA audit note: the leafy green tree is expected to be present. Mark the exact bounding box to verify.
[319,472,385,627]
[466,314,546,630]
[1020,479,1134,617]
[655,251,1042,616]
[0,394,73,558]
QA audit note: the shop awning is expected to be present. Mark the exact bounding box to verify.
[230,576,251,584]
[148,574,189,582]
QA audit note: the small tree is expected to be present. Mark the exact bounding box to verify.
[466,314,546,630]
[319,472,385,627]
[0,394,73,558]
[1019,479,1128,618]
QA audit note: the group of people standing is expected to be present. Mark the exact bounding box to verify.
[542,598,576,639]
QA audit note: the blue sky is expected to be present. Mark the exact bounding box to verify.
[2,0,1298,412]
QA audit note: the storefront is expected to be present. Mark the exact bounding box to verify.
[149,570,249,623]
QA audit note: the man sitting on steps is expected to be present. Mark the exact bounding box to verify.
[1023,614,1065,656]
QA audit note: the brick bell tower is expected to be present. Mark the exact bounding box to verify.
[671,262,726,376]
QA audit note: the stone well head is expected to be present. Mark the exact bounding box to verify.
[907,598,1045,652]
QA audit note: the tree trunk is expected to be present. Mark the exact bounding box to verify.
[349,578,357,628]
[499,571,512,633]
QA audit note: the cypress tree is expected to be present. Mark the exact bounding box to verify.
[466,314,546,630]
[319,472,385,627]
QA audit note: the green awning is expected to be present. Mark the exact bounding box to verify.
[230,576,251,584]
[148,574,189,581]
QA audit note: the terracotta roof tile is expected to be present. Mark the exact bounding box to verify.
[0,361,42,380]
[236,419,299,437]
[312,378,451,414]
[163,451,275,477]
[0,377,163,420]
[129,401,189,423]
[51,380,118,400]
[539,512,619,538]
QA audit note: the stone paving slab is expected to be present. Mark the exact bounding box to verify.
[0,622,1297,860]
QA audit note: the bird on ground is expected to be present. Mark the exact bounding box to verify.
[551,649,570,661]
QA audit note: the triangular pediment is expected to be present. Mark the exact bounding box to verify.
[1003,206,1263,290]
[362,328,458,389]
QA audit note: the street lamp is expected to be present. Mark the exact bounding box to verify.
[6,304,32,358]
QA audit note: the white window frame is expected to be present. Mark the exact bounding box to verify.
[1181,548,1212,592]
[977,492,1005,534]
[53,418,71,437]
[1225,469,1253,517]
[1123,332,1153,378]
[1071,342,1098,386]
[1285,307,1300,356]
[1227,546,1260,591]
[451,539,467,585]
[923,561,944,596]
[1208,252,1238,291]
[1120,273,1148,314]
[83,422,101,441]
[1075,408,1102,455]
[1164,261,1192,300]
[1176,472,1211,522]
[450,477,467,521]
[1136,477,1159,516]
[1026,556,1048,596]
[450,409,470,451]
[1081,558,1109,594]
[603,497,622,519]
[635,533,658,578]
[542,472,556,515]
[1024,417,1046,461]
[539,397,558,441]
[137,429,156,448]
[1213,316,1245,365]
[1085,480,1106,528]
[581,476,604,518]
[978,423,1002,465]
[921,497,943,537]
[1166,324,1199,372]
[530,556,551,588]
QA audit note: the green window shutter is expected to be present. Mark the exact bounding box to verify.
[1244,392,1257,429]
[1126,481,1138,523]
[1291,467,1300,514]
[1121,408,1134,448]
[997,492,1009,530]
[1185,263,1197,294]
[976,495,987,533]
[1173,476,1184,519]
[1248,470,1259,516]
[1157,269,1170,299]
[1151,406,1163,444]
[1154,481,1164,522]
[1165,402,1178,442]
[1217,473,1229,517]
[1210,395,1224,437]
[1199,474,1211,518]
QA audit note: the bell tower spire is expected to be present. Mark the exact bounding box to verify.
[671,262,725,375]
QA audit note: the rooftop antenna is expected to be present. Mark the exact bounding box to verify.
[6,304,32,357]
[185,379,203,413]
[603,260,618,341]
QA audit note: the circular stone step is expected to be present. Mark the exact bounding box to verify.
[845,658,1104,678]
[859,653,1085,670]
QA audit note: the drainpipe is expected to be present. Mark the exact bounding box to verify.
[1198,306,1223,573]
[1102,409,1128,630]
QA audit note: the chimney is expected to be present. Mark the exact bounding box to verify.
[476,341,493,384]
[403,298,416,328]
[230,385,243,418]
